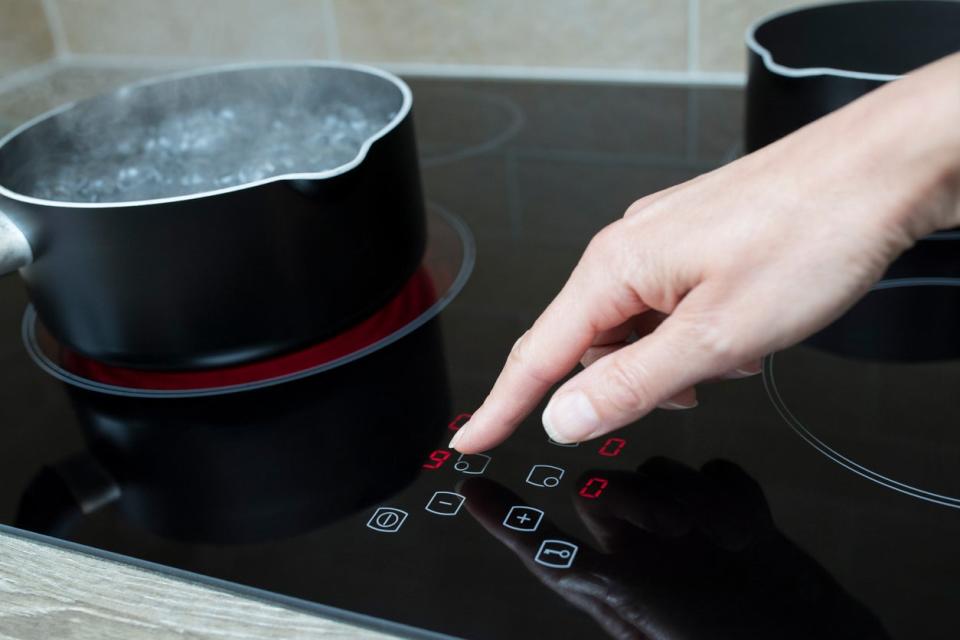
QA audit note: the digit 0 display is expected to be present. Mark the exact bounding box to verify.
[598,437,626,457]
[578,477,609,499]
[448,413,472,431]
[423,449,452,470]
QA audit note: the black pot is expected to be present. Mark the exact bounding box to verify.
[0,63,426,370]
[745,0,960,153]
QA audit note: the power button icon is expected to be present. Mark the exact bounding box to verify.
[367,507,408,533]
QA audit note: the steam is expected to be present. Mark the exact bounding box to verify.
[3,66,402,203]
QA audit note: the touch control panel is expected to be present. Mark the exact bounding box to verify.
[366,413,631,571]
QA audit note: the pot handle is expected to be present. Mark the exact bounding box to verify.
[15,453,121,537]
[0,209,33,274]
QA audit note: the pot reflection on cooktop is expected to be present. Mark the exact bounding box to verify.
[765,279,960,508]
[16,315,452,544]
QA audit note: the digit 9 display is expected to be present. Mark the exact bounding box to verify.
[423,449,452,470]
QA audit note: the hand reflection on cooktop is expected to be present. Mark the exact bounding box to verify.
[460,458,890,640]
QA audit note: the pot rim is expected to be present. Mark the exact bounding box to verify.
[0,60,413,210]
[746,0,916,83]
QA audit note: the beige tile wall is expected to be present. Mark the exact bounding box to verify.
[3,0,828,81]
[698,0,807,72]
[0,0,55,80]
[53,0,334,59]
[333,0,687,70]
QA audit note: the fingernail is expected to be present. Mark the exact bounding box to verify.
[658,399,699,410]
[722,367,761,380]
[542,391,600,443]
[448,422,469,450]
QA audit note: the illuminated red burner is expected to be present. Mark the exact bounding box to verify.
[48,267,436,391]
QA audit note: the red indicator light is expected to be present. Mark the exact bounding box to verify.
[423,449,452,470]
[448,413,472,431]
[578,477,609,499]
[598,437,626,457]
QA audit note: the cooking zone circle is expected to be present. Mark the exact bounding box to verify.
[415,87,524,167]
[24,205,473,398]
[764,279,960,509]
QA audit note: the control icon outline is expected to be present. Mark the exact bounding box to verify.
[426,491,465,516]
[526,464,565,488]
[503,506,544,532]
[454,452,491,475]
[535,539,579,569]
[367,507,408,533]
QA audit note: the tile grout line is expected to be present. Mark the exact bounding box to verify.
[50,54,746,87]
[40,0,70,61]
[687,0,701,72]
[321,0,342,60]
[0,59,63,97]
[685,0,702,161]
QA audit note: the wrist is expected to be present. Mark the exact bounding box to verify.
[872,53,960,238]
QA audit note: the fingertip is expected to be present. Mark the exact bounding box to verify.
[447,425,466,451]
[446,412,510,454]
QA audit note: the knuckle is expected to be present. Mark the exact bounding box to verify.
[680,312,748,367]
[599,357,655,415]
[588,223,624,256]
[584,223,630,273]
[624,198,647,218]
[506,331,553,384]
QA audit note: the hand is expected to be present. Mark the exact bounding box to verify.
[451,53,960,452]
[460,459,890,640]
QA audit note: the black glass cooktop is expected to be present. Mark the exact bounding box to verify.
[2,78,959,640]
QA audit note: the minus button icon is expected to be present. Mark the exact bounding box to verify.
[425,491,465,516]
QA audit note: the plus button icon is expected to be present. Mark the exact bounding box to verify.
[503,506,544,532]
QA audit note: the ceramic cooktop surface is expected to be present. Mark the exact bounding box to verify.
[0,77,957,640]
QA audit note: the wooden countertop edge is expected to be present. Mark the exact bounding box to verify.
[0,531,396,640]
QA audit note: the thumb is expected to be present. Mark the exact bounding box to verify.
[541,305,740,443]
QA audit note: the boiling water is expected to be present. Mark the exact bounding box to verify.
[27,102,394,203]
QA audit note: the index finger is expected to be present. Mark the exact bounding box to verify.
[451,230,646,453]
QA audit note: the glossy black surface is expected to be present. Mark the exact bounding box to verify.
[1,78,959,640]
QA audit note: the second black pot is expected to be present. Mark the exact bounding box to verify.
[745,0,960,153]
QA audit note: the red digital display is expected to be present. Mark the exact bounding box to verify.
[598,437,626,457]
[448,413,472,431]
[578,477,609,499]
[423,449,452,470]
